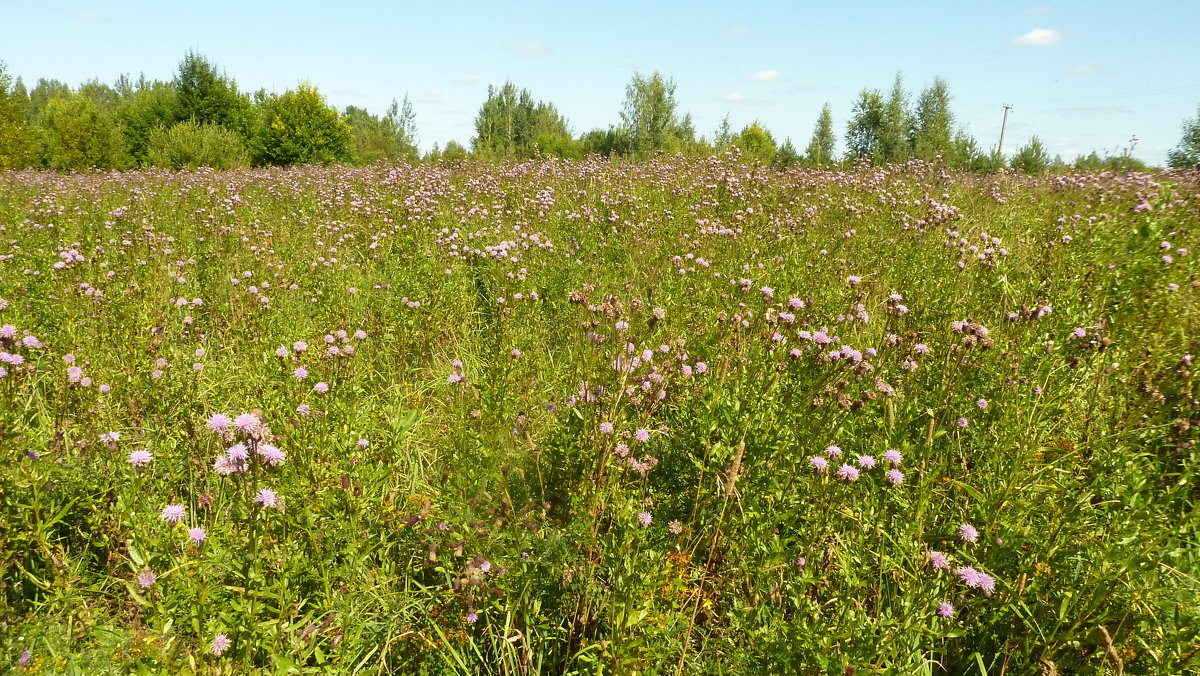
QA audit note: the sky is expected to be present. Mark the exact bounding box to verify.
[2,0,1199,165]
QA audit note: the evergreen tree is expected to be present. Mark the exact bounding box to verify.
[174,51,252,134]
[1010,136,1050,173]
[775,138,800,168]
[805,103,836,166]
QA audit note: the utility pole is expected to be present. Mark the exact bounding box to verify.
[997,104,1013,156]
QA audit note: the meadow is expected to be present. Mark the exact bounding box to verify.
[0,156,1197,674]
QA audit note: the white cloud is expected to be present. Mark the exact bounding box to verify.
[510,43,548,55]
[1070,63,1102,75]
[719,92,746,102]
[456,74,481,84]
[1013,28,1064,46]
[750,70,782,82]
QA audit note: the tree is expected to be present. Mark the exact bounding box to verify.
[26,78,71,121]
[775,138,800,168]
[174,51,252,135]
[733,121,776,164]
[34,92,127,169]
[713,114,734,151]
[0,62,32,169]
[148,120,250,170]
[114,77,179,166]
[912,77,954,161]
[845,88,884,161]
[878,73,913,164]
[1167,104,1200,169]
[472,82,572,159]
[252,83,351,166]
[1010,136,1050,173]
[619,72,689,158]
[805,103,836,166]
[345,96,419,164]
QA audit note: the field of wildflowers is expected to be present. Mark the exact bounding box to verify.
[1,156,1197,674]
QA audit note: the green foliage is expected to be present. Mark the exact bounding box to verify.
[619,72,693,158]
[441,139,469,162]
[878,73,913,163]
[147,120,250,170]
[1167,104,1200,169]
[1010,135,1050,173]
[472,82,573,160]
[912,77,954,161]
[345,96,419,165]
[733,121,776,164]
[845,88,885,162]
[251,83,351,166]
[805,103,837,167]
[33,92,127,170]
[26,78,71,121]
[113,78,180,167]
[775,138,800,168]
[713,114,734,152]
[0,61,33,169]
[173,51,253,135]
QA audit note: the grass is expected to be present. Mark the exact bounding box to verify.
[0,157,1197,674]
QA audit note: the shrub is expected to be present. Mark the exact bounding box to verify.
[147,120,250,170]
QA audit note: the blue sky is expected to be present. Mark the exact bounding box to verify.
[3,0,1199,164]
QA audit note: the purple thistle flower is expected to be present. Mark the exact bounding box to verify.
[466,612,478,624]
[637,511,652,527]
[958,523,979,543]
[210,633,231,656]
[128,450,153,468]
[956,417,969,428]
[255,489,279,509]
[835,464,860,482]
[976,398,989,410]
[882,449,902,466]
[207,413,231,433]
[824,445,842,458]
[314,381,330,393]
[19,650,31,666]
[809,456,829,472]
[293,366,308,379]
[937,601,955,618]
[234,413,259,433]
[857,454,876,469]
[885,469,904,486]
[136,568,157,588]
[225,444,248,461]
[257,443,286,467]
[188,527,207,545]
[160,504,186,525]
[599,422,614,434]
[929,551,950,571]
[635,428,650,443]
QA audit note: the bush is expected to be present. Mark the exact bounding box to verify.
[147,120,250,170]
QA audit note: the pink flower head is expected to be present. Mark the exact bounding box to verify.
[857,454,876,469]
[255,488,279,509]
[958,523,979,543]
[128,450,153,467]
[137,568,157,588]
[188,527,207,545]
[234,413,260,433]
[635,428,650,443]
[160,504,186,525]
[314,381,330,393]
[210,634,231,656]
[882,449,902,466]
[929,551,950,571]
[835,464,860,482]
[809,456,829,472]
[257,443,286,467]
[824,445,842,458]
[885,469,904,486]
[937,601,955,618]
[637,511,652,527]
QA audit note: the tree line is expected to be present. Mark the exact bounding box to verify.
[1,52,1196,172]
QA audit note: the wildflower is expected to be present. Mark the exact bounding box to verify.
[293,341,308,352]
[293,367,308,379]
[447,373,462,385]
[255,488,279,509]
[599,422,614,434]
[635,428,650,443]
[19,650,30,666]
[99,431,121,444]
[956,417,969,428]
[857,454,876,469]
[226,444,248,461]
[885,469,904,486]
[128,450,153,467]
[356,438,369,449]
[835,464,860,481]
[210,634,231,656]
[207,414,231,434]
[257,443,286,466]
[296,404,311,416]
[694,362,708,374]
[882,449,902,466]
[824,445,842,458]
[668,520,683,534]
[136,568,157,588]
[1071,327,1087,339]
[160,504,186,525]
[354,330,367,340]
[67,366,83,382]
[314,381,330,393]
[929,551,950,571]
[188,527,207,545]
[637,511,652,527]
[847,275,861,286]
[958,523,979,543]
[234,413,259,433]
[976,398,988,410]
[275,346,289,358]
[937,602,955,618]
[466,612,478,624]
[809,456,828,472]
